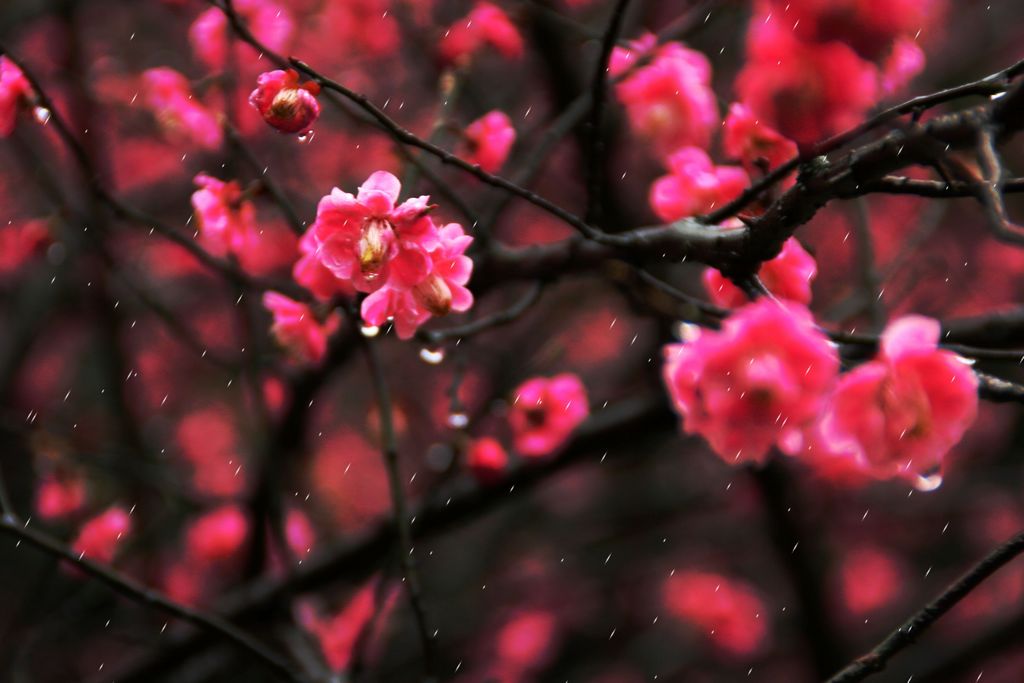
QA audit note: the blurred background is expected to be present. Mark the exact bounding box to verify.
[1,0,1023,681]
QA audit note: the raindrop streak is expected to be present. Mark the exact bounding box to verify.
[297,130,315,143]
[913,473,943,492]
[419,347,445,364]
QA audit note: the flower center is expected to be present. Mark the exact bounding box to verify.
[269,88,302,120]
[358,217,392,272]
[414,275,453,316]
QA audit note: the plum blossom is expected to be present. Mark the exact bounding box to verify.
[609,34,718,155]
[467,437,508,483]
[262,292,340,364]
[648,146,748,221]
[300,579,400,672]
[310,171,439,292]
[71,506,132,564]
[0,56,32,138]
[703,237,818,308]
[185,505,250,564]
[663,570,768,656]
[462,110,515,173]
[823,315,978,483]
[722,102,799,177]
[293,231,355,301]
[439,2,524,65]
[189,0,294,71]
[249,69,321,134]
[190,173,257,257]
[142,68,222,150]
[881,38,926,96]
[662,299,838,464]
[509,374,589,457]
[359,222,474,339]
[839,546,904,616]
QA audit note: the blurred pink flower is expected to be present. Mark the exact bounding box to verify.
[142,68,222,149]
[0,55,32,137]
[840,546,903,615]
[509,374,589,457]
[824,315,978,482]
[664,570,768,656]
[72,506,132,564]
[722,102,798,177]
[185,505,250,564]
[36,474,86,520]
[301,580,399,672]
[467,437,508,484]
[439,2,524,65]
[190,173,257,257]
[263,291,340,364]
[294,231,355,301]
[189,0,293,71]
[463,110,515,173]
[662,299,838,464]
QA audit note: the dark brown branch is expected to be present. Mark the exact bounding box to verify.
[584,0,632,224]
[417,283,544,344]
[826,529,1024,683]
[0,515,310,683]
[846,175,1024,198]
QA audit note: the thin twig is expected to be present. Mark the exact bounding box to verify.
[827,529,1024,683]
[417,283,544,343]
[359,334,437,680]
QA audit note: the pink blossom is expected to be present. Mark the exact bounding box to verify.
[142,68,222,149]
[509,374,589,457]
[249,69,321,134]
[0,219,50,276]
[824,316,978,482]
[176,406,245,498]
[663,570,768,656]
[439,2,524,65]
[286,508,316,558]
[189,1,294,71]
[190,173,256,257]
[35,474,86,520]
[609,34,718,155]
[662,299,838,464]
[360,221,474,339]
[737,18,880,144]
[71,506,132,564]
[703,237,818,308]
[185,505,250,564]
[496,610,558,671]
[0,56,32,138]
[648,146,749,221]
[294,231,355,301]
[722,102,798,176]
[467,437,508,483]
[463,110,515,173]
[262,291,340,364]
[310,171,438,292]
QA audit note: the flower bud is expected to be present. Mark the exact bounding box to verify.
[414,275,453,316]
[249,69,321,134]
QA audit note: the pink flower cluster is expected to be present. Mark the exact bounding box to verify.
[439,2,524,66]
[649,147,748,221]
[703,237,817,308]
[662,301,980,485]
[0,56,32,138]
[190,173,256,256]
[609,34,718,157]
[308,171,474,339]
[142,68,222,150]
[249,69,321,134]
[735,0,940,144]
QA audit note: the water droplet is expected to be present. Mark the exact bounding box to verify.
[297,130,315,143]
[360,324,380,337]
[419,347,445,364]
[33,106,51,124]
[675,322,702,342]
[447,412,469,429]
[913,473,943,492]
